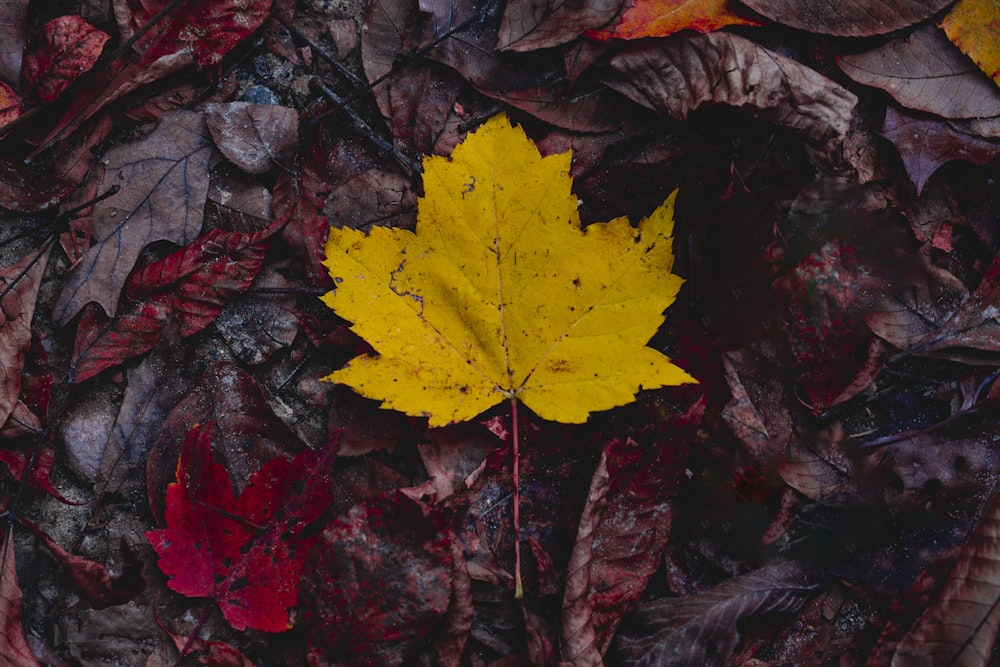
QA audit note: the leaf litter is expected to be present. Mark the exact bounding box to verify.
[0,0,1000,664]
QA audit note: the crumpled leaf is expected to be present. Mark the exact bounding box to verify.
[613,560,822,665]
[321,114,694,426]
[299,492,452,666]
[606,32,857,155]
[588,0,764,40]
[0,530,40,667]
[881,106,1000,194]
[890,489,1000,665]
[739,0,951,36]
[53,110,221,325]
[205,102,298,174]
[0,0,27,86]
[147,423,336,632]
[837,25,1000,121]
[20,15,109,103]
[498,0,623,51]
[69,218,277,383]
[941,0,1000,88]
[0,249,49,427]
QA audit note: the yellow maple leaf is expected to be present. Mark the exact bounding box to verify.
[940,0,1000,88]
[321,114,695,427]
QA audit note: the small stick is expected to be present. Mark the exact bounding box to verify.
[511,395,523,599]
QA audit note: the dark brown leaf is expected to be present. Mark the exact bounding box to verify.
[881,106,1000,194]
[613,560,822,665]
[838,25,1000,120]
[0,157,75,212]
[20,15,109,103]
[607,32,857,156]
[498,0,624,51]
[53,110,221,324]
[739,0,951,36]
[205,103,298,175]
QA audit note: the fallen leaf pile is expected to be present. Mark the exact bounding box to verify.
[0,0,999,664]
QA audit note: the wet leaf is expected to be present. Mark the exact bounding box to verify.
[321,114,694,426]
[940,0,1000,88]
[205,103,298,175]
[53,110,222,325]
[739,0,951,36]
[838,25,1000,120]
[69,219,277,382]
[147,423,336,632]
[881,106,1000,194]
[588,0,765,40]
[20,15,109,103]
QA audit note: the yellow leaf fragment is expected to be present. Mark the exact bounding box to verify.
[940,0,1000,88]
[322,114,695,426]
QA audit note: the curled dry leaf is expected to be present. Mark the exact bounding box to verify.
[205,102,298,174]
[53,110,221,325]
[588,0,765,40]
[498,0,623,51]
[881,106,1000,194]
[739,0,952,36]
[941,0,1000,88]
[837,25,1000,121]
[607,32,857,156]
[20,15,110,103]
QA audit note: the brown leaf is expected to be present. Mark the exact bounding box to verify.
[891,489,1000,665]
[0,0,27,86]
[881,106,1000,194]
[838,25,1000,120]
[613,560,822,665]
[205,102,298,174]
[739,0,951,36]
[20,15,109,103]
[52,110,221,324]
[0,530,40,667]
[607,32,857,153]
[498,0,624,51]
[0,249,49,427]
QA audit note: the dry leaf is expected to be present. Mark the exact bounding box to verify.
[589,0,764,40]
[205,102,298,174]
[321,114,694,426]
[498,0,623,51]
[940,0,1000,88]
[20,15,110,103]
[0,249,49,427]
[0,0,27,86]
[739,0,951,36]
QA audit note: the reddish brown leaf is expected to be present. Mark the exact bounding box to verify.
[881,106,1000,194]
[69,218,277,383]
[588,0,765,40]
[0,80,21,127]
[300,493,452,666]
[607,32,857,154]
[0,248,49,427]
[22,519,143,609]
[147,423,336,632]
[53,110,221,325]
[0,439,75,501]
[739,0,951,36]
[156,617,253,667]
[498,0,624,51]
[0,157,75,212]
[890,489,1000,665]
[0,0,28,86]
[273,141,333,287]
[838,25,1000,120]
[205,102,298,174]
[0,529,40,667]
[20,15,109,103]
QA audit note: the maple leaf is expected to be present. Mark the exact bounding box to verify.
[321,114,695,427]
[147,423,335,632]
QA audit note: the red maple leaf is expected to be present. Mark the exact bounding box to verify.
[147,423,336,632]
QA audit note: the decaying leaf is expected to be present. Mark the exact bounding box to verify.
[838,25,1000,121]
[20,15,109,103]
[205,102,298,175]
[589,0,764,40]
[147,423,336,632]
[739,0,951,36]
[321,114,694,426]
[53,110,221,325]
[940,0,1000,88]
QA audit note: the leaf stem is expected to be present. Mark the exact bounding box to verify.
[511,395,523,599]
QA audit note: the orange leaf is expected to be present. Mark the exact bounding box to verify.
[940,0,1000,87]
[588,0,764,40]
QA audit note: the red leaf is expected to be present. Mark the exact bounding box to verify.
[0,529,41,667]
[20,15,109,103]
[0,248,49,426]
[69,219,278,383]
[147,423,336,632]
[0,157,74,212]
